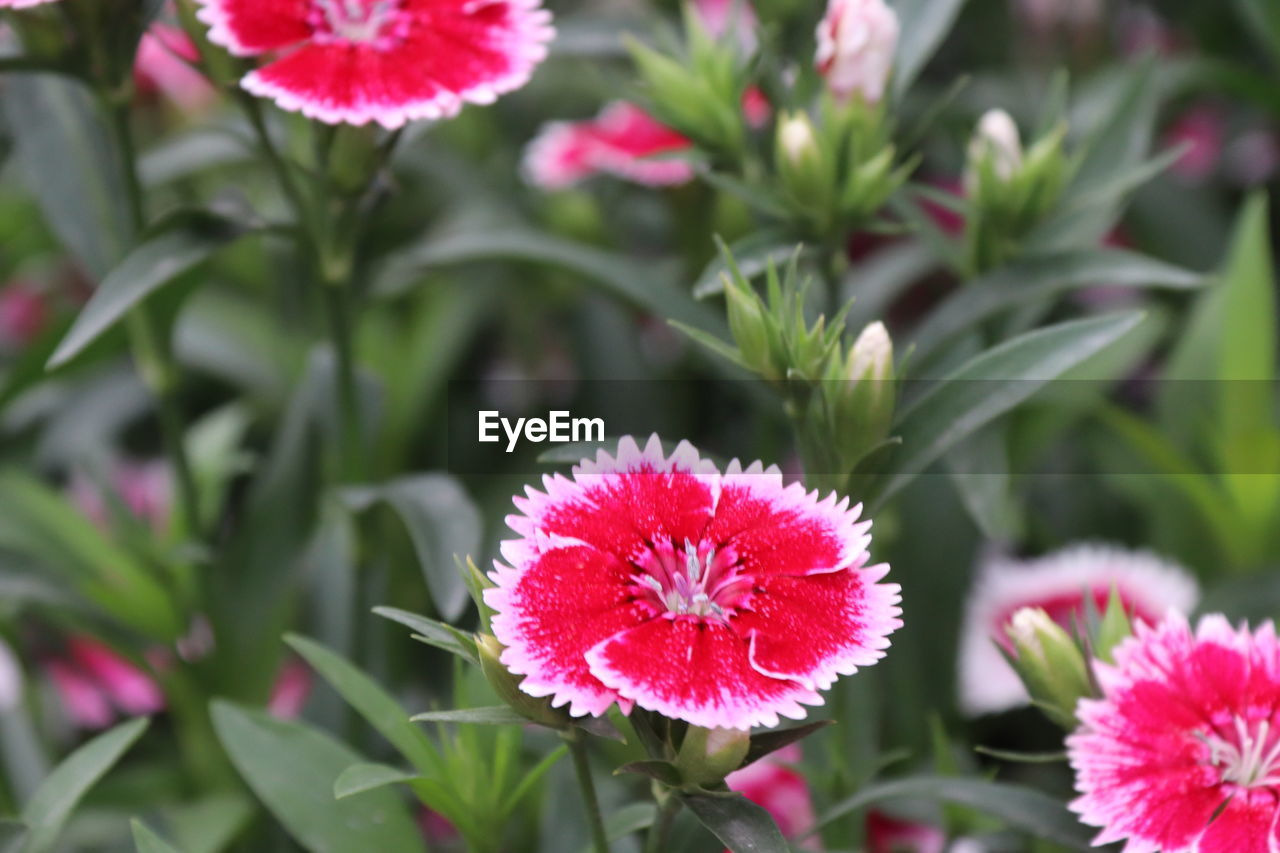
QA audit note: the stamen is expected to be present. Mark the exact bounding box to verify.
[1201,716,1280,789]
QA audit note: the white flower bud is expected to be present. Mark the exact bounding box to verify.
[777,112,819,166]
[815,0,900,104]
[0,639,22,712]
[967,109,1024,190]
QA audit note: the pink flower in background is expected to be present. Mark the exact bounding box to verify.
[487,435,901,730]
[0,282,48,350]
[0,0,59,8]
[742,86,772,128]
[523,102,695,189]
[267,657,313,719]
[1069,613,1280,853]
[70,459,173,535]
[693,0,757,53]
[0,639,23,712]
[1013,0,1101,35]
[866,810,945,853]
[727,745,818,843]
[196,0,553,128]
[957,544,1197,717]
[815,0,900,104]
[47,637,164,729]
[1224,129,1280,187]
[1166,106,1225,183]
[135,24,217,113]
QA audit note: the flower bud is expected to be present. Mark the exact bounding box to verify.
[815,0,900,104]
[725,275,782,382]
[829,322,896,471]
[778,113,819,166]
[477,634,569,729]
[675,725,751,786]
[966,109,1023,194]
[774,112,834,227]
[1004,607,1093,729]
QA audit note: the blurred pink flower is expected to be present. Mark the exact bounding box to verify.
[523,102,695,190]
[1224,129,1280,187]
[69,459,173,535]
[267,657,313,719]
[866,810,945,853]
[815,0,899,104]
[742,86,772,129]
[1069,613,1280,853]
[0,0,60,8]
[727,745,818,843]
[957,544,1198,717]
[1013,0,1101,35]
[1118,7,1181,57]
[417,808,460,845]
[693,0,757,53]
[134,23,217,113]
[1165,106,1225,183]
[47,636,164,729]
[0,281,48,350]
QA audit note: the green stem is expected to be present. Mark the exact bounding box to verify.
[320,270,365,481]
[101,88,202,538]
[565,730,610,853]
[644,790,681,853]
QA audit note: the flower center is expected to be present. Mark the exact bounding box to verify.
[1200,717,1280,788]
[634,540,747,621]
[310,0,404,45]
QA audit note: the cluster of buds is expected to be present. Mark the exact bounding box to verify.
[773,104,912,242]
[720,252,897,490]
[628,6,753,164]
[963,108,1072,273]
[1002,591,1133,728]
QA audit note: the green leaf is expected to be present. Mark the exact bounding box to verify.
[0,820,27,851]
[371,606,480,665]
[878,312,1145,506]
[22,718,150,853]
[681,791,788,853]
[603,803,657,841]
[740,720,833,769]
[891,0,970,98]
[333,763,422,800]
[284,635,443,775]
[615,760,684,787]
[1234,0,1280,68]
[410,707,530,725]
[210,702,426,853]
[130,820,183,853]
[692,234,805,299]
[972,746,1069,763]
[2,74,130,277]
[374,226,726,337]
[165,793,254,853]
[810,775,1093,849]
[908,248,1199,367]
[49,210,252,368]
[341,475,480,621]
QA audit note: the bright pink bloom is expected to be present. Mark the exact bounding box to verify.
[0,0,60,8]
[693,0,757,53]
[196,0,553,128]
[267,657,313,719]
[742,86,772,129]
[69,459,172,535]
[1069,613,1280,853]
[866,811,945,853]
[958,544,1197,717]
[135,24,218,113]
[523,102,695,190]
[486,436,901,730]
[0,282,48,349]
[727,745,818,843]
[48,637,164,729]
[1166,106,1225,183]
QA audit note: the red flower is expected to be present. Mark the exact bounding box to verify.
[0,281,48,350]
[135,24,218,113]
[1069,613,1280,853]
[865,811,945,853]
[523,102,696,190]
[196,0,554,127]
[47,637,164,730]
[486,436,901,730]
[727,745,818,843]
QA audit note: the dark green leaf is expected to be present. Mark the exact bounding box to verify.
[615,760,683,787]
[879,312,1145,506]
[603,803,657,841]
[810,775,1093,849]
[283,635,442,775]
[130,820,183,853]
[333,763,422,800]
[681,791,788,853]
[410,707,530,725]
[22,718,150,853]
[741,720,834,769]
[210,702,426,853]
[692,234,805,299]
[891,0,970,98]
[49,210,252,367]
[972,746,1069,763]
[342,475,479,621]
[371,606,480,665]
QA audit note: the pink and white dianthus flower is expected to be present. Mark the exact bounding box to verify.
[485,436,902,730]
[1069,613,1280,853]
[196,0,554,128]
[957,544,1198,717]
[522,102,695,190]
[815,0,899,104]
